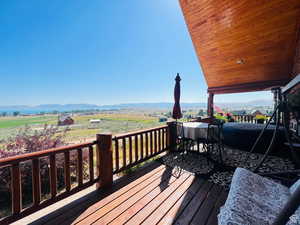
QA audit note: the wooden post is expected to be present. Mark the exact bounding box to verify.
[96,133,113,189]
[11,163,21,215]
[167,121,177,152]
[207,92,214,117]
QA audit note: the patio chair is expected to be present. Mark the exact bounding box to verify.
[176,121,194,154]
[218,168,300,225]
[196,119,224,164]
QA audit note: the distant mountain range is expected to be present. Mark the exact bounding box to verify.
[0,100,273,114]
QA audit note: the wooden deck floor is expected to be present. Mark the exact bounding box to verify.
[30,162,228,225]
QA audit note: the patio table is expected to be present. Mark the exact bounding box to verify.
[182,122,216,140]
[182,122,224,165]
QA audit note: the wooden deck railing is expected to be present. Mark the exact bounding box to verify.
[232,114,256,123]
[0,124,171,224]
[0,141,100,224]
[112,125,169,174]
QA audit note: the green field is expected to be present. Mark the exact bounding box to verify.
[0,116,57,129]
[0,113,162,142]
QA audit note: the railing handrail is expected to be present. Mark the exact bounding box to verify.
[0,123,173,224]
[0,141,96,166]
[113,125,168,139]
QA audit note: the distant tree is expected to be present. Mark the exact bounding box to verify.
[13,111,20,116]
[165,111,172,118]
[52,110,59,114]
[1,112,7,117]
[197,109,204,116]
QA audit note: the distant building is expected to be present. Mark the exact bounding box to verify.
[58,115,74,126]
[90,119,101,124]
[251,110,263,116]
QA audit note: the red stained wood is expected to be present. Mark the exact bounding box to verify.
[129,136,133,164]
[124,173,192,225]
[179,0,300,93]
[64,151,71,192]
[206,189,229,225]
[145,132,149,157]
[107,173,189,225]
[11,163,21,214]
[13,163,227,225]
[114,138,119,171]
[74,166,167,225]
[150,131,153,155]
[32,159,41,206]
[158,129,161,151]
[162,128,165,149]
[140,133,144,159]
[141,176,200,225]
[0,142,94,166]
[77,149,83,186]
[88,146,94,182]
[190,185,223,225]
[96,134,113,189]
[293,35,300,76]
[156,178,206,225]
[135,135,139,162]
[49,154,57,198]
[207,93,214,117]
[173,182,214,225]
[122,138,126,167]
[114,125,167,139]
[154,130,158,153]
[94,169,188,225]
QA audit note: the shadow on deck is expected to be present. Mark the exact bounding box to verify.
[28,161,228,225]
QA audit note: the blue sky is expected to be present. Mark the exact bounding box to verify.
[0,0,272,106]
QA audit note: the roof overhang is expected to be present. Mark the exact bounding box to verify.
[179,0,300,94]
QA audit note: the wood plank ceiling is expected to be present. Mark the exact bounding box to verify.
[179,0,300,94]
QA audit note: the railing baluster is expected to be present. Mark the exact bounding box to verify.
[140,133,144,160]
[162,129,165,149]
[77,148,83,186]
[64,151,71,192]
[122,138,126,167]
[154,130,158,153]
[129,136,133,164]
[32,158,41,206]
[89,146,94,182]
[150,131,153,155]
[11,163,21,214]
[50,154,57,198]
[115,139,119,171]
[135,135,139,161]
[145,132,149,157]
[158,129,161,151]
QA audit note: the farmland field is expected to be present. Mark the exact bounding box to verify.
[0,112,164,142]
[0,115,57,129]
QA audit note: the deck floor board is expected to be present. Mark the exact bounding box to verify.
[30,162,228,225]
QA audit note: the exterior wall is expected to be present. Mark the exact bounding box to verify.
[293,36,300,77]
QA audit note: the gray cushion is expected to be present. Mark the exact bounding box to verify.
[218,168,291,225]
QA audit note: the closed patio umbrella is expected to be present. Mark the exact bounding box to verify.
[172,73,182,120]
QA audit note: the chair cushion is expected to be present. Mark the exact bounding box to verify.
[219,168,291,224]
[218,206,270,225]
[290,178,300,194]
[287,179,300,225]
